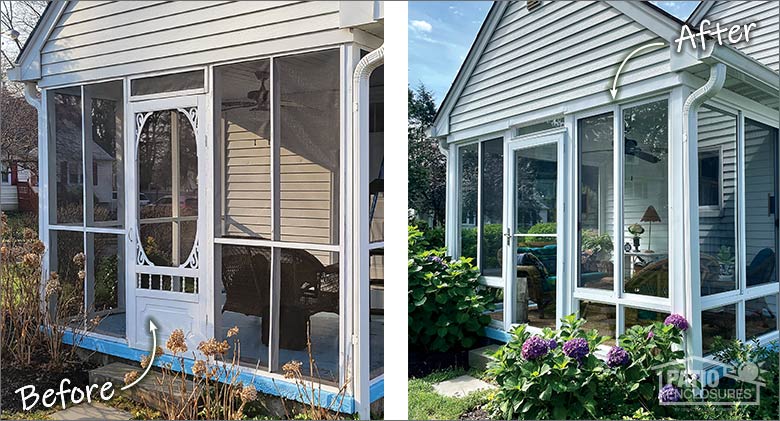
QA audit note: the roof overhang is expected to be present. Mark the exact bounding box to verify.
[8,1,66,83]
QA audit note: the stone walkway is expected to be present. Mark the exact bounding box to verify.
[48,402,132,420]
[432,374,496,398]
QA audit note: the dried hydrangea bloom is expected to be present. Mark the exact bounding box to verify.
[22,253,38,267]
[227,326,239,338]
[23,228,36,240]
[124,370,139,385]
[664,314,690,331]
[521,336,550,360]
[31,240,45,255]
[166,329,188,354]
[140,354,151,369]
[282,361,303,379]
[72,252,86,266]
[192,360,207,377]
[239,385,257,403]
[78,270,86,280]
[45,275,61,296]
[197,338,230,357]
[154,346,164,357]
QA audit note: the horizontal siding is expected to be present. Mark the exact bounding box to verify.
[705,0,779,71]
[449,1,670,135]
[38,1,352,87]
[222,121,336,245]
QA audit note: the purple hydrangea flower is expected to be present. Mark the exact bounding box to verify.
[606,346,630,368]
[658,384,681,403]
[521,336,550,360]
[562,338,589,361]
[664,314,690,331]
[548,339,558,350]
[647,330,655,339]
[426,255,445,265]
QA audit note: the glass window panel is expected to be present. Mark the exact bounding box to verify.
[515,118,564,137]
[698,106,737,296]
[624,308,669,330]
[51,88,83,225]
[137,110,198,267]
[480,138,503,276]
[50,230,85,321]
[87,233,125,338]
[745,295,778,339]
[369,250,383,379]
[85,81,124,228]
[130,70,204,96]
[278,248,340,384]
[579,301,616,346]
[744,119,777,287]
[702,304,736,354]
[215,59,272,239]
[622,100,669,298]
[459,143,478,262]
[513,142,558,329]
[369,65,384,244]
[578,113,614,290]
[276,49,340,245]
[218,245,271,369]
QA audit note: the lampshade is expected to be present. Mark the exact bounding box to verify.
[641,205,661,222]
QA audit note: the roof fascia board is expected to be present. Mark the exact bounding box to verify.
[10,1,68,82]
[687,1,716,26]
[430,1,508,138]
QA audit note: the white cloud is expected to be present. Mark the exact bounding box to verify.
[410,19,433,33]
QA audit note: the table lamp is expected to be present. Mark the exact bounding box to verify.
[641,205,661,253]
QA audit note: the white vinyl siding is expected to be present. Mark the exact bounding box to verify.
[448,1,670,135]
[222,122,336,246]
[38,1,351,88]
[704,0,780,72]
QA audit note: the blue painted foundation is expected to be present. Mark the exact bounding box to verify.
[61,331,373,413]
[483,326,512,343]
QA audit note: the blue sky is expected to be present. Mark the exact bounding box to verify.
[409,1,700,105]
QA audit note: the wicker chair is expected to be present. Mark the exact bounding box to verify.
[221,246,339,350]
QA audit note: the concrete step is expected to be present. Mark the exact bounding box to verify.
[89,362,194,412]
[468,344,501,371]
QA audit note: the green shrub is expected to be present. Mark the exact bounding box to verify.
[408,226,494,353]
[710,338,779,420]
[488,315,687,420]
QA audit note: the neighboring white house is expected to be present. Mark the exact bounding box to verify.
[8,1,384,416]
[432,1,778,361]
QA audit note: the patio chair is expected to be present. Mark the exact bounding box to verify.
[498,246,556,319]
[221,247,339,350]
[624,254,721,297]
[746,248,775,287]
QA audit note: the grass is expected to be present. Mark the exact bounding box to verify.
[408,368,492,420]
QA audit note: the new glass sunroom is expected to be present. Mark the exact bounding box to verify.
[442,63,779,359]
[28,45,383,415]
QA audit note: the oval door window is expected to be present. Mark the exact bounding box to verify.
[135,109,199,271]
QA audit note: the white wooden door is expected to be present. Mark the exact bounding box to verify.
[125,95,211,350]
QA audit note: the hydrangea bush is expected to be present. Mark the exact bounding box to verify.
[408,226,494,352]
[488,314,690,419]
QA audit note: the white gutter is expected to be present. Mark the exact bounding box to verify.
[350,43,383,421]
[681,63,726,364]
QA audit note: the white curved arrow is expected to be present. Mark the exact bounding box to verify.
[121,320,158,390]
[610,42,666,99]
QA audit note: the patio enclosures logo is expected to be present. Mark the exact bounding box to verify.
[652,356,765,406]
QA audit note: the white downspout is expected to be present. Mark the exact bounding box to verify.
[351,44,383,420]
[681,63,726,363]
[22,81,48,306]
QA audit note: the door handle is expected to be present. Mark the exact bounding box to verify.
[504,228,512,246]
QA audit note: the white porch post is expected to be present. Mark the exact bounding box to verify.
[669,86,689,317]
[351,45,384,420]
